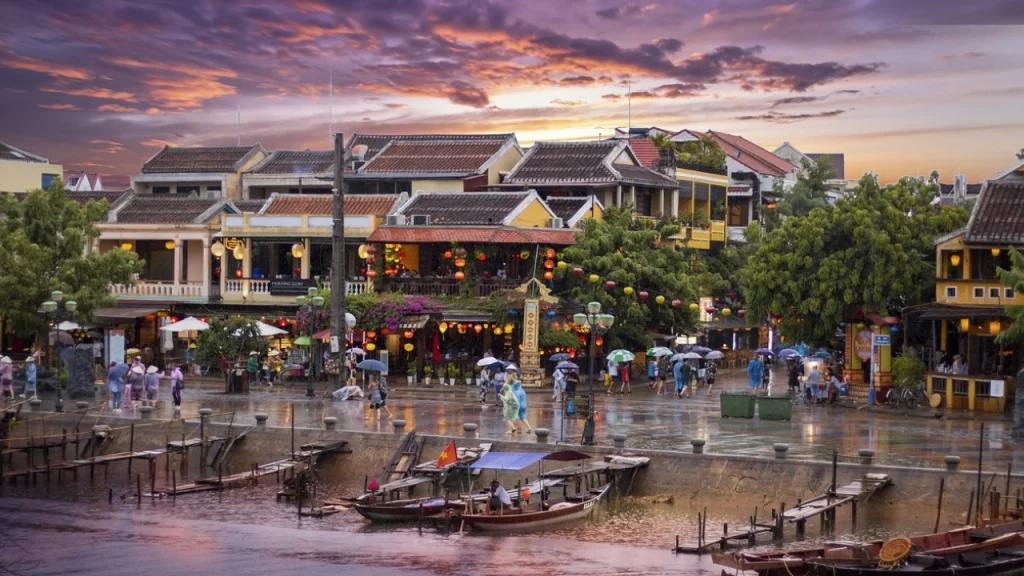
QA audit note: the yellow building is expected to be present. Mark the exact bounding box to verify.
[0,141,63,193]
[673,161,730,250]
[131,144,267,200]
[905,159,1024,412]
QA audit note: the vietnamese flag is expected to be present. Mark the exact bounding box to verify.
[436,440,457,468]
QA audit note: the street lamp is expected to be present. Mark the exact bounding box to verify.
[296,286,325,398]
[573,301,615,445]
[42,290,76,412]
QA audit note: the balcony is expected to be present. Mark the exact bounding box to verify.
[111,281,213,302]
[380,278,522,298]
[710,220,726,242]
[222,278,370,304]
[926,373,1007,413]
[935,280,1022,306]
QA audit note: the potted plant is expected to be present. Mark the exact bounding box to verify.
[447,362,458,386]
[423,365,433,387]
[406,369,416,387]
[464,367,474,386]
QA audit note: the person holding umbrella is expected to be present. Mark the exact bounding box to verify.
[499,379,519,435]
[553,365,565,402]
[476,356,495,409]
[705,357,718,398]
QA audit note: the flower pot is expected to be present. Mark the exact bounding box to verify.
[449,378,456,386]
[424,377,432,387]
[465,378,473,386]
[407,375,414,386]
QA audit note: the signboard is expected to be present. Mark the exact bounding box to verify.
[379,350,389,376]
[874,335,890,346]
[269,278,315,296]
[330,336,340,354]
[108,329,125,365]
[854,329,873,360]
[521,299,541,370]
[991,380,1005,398]
[699,296,714,323]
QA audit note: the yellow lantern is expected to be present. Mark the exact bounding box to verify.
[950,253,961,267]
[589,274,599,283]
[291,243,305,259]
[232,245,245,260]
[493,327,503,335]
[120,241,133,251]
[403,343,414,352]
[358,244,369,259]
[992,248,1001,257]
[164,240,176,250]
[990,320,1001,335]
[688,303,699,312]
[438,321,448,334]
[504,323,514,333]
[366,342,377,351]
[210,241,225,257]
[557,261,567,269]
[623,286,634,295]
[655,295,665,305]
[960,318,970,332]
[722,308,731,316]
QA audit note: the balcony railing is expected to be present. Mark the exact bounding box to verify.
[926,372,1007,413]
[111,281,210,300]
[935,280,1021,306]
[380,278,521,298]
[223,278,369,300]
[710,220,726,241]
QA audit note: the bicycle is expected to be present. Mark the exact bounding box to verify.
[886,381,929,409]
[277,367,301,387]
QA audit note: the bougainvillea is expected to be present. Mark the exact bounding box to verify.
[358,294,443,332]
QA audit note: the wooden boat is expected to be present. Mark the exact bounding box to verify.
[460,483,610,533]
[353,497,464,522]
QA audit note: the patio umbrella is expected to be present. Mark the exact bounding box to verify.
[670,353,686,363]
[477,357,498,367]
[705,350,725,360]
[254,321,287,337]
[779,348,800,359]
[160,316,209,332]
[682,352,702,360]
[755,347,774,356]
[57,321,80,331]
[692,346,713,354]
[606,350,635,363]
[548,352,571,362]
[647,346,672,357]
[347,348,366,357]
[293,336,312,347]
[357,359,388,372]
[555,361,580,371]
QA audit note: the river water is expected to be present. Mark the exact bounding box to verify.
[1,473,924,576]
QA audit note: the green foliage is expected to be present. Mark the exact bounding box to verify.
[774,157,835,219]
[194,317,269,366]
[741,174,970,346]
[649,133,674,151]
[0,184,143,335]
[676,135,727,171]
[892,350,926,390]
[997,248,1024,345]
[539,326,583,350]
[557,207,702,350]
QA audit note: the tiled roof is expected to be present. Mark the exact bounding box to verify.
[967,183,983,195]
[232,199,267,213]
[708,131,795,177]
[504,140,678,188]
[806,153,846,179]
[115,196,223,224]
[965,173,1024,244]
[347,133,513,163]
[142,144,262,174]
[939,183,955,195]
[0,141,47,163]
[368,226,575,246]
[398,192,532,225]
[70,190,129,206]
[545,197,590,220]
[263,194,398,216]
[627,138,661,168]
[100,175,131,190]
[248,149,333,175]
[359,140,505,176]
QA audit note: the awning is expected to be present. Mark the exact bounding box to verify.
[471,452,548,471]
[367,226,576,246]
[398,315,430,330]
[93,306,164,322]
[443,311,493,323]
[910,305,1007,321]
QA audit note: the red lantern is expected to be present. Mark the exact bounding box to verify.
[366,269,377,278]
[672,299,682,308]
[455,270,466,281]
[705,306,715,314]
[595,336,604,347]
[738,309,746,318]
[234,268,243,278]
[366,245,376,255]
[454,257,466,268]
[543,271,554,280]
[444,249,452,259]
[279,318,288,327]
[366,256,375,265]
[474,324,482,334]
[381,327,390,335]
[545,248,555,258]
[367,331,377,339]
[169,316,178,323]
[145,314,156,322]
[573,267,583,276]
[638,291,648,300]
[605,280,616,289]
[477,253,486,262]
[403,330,414,339]
[214,267,221,277]
[544,259,555,269]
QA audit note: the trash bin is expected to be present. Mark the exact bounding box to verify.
[720,392,756,418]
[227,369,246,393]
[758,396,793,421]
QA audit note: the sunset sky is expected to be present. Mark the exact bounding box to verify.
[1,0,1022,183]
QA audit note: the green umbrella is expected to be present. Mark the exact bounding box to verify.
[647,346,672,357]
[293,336,312,347]
[606,349,635,363]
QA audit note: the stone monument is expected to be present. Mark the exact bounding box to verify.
[64,344,96,399]
[515,279,558,388]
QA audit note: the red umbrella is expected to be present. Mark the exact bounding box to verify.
[432,330,441,364]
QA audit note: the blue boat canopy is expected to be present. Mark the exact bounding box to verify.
[470,452,548,471]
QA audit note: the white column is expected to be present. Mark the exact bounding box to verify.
[630,185,636,208]
[300,239,310,279]
[173,239,182,292]
[658,189,665,217]
[615,185,622,208]
[202,237,211,299]
[671,189,679,218]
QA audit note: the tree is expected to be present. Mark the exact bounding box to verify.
[676,135,727,171]
[556,208,702,350]
[0,184,142,336]
[648,132,675,152]
[997,248,1024,345]
[741,174,970,345]
[774,156,835,219]
[194,317,269,386]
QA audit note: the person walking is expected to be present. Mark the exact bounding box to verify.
[606,357,618,394]
[246,351,259,389]
[22,355,37,400]
[107,362,130,412]
[747,357,763,392]
[705,359,717,398]
[619,361,632,394]
[552,367,565,402]
[500,381,519,435]
[760,356,771,390]
[511,371,532,434]
[805,364,824,404]
[1,357,14,402]
[787,360,800,395]
[144,365,162,407]
[127,365,145,409]
[654,356,667,395]
[479,367,491,409]
[366,374,391,419]
[493,366,505,408]
[676,359,693,398]
[169,364,184,411]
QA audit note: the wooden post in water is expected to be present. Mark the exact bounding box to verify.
[720,523,728,552]
[697,512,702,549]
[61,429,67,460]
[418,501,424,533]
[108,487,113,503]
[136,474,142,506]
[934,478,945,532]
[966,489,975,527]
[218,463,223,489]
[150,460,155,499]
[1006,462,1012,501]
[290,404,295,458]
[976,422,984,525]
[200,412,207,471]
[127,424,135,480]
[172,470,176,499]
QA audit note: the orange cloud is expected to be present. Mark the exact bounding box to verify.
[4,54,88,80]
[41,86,138,102]
[38,103,82,111]
[97,104,140,113]
[702,9,719,26]
[141,139,176,147]
[144,77,236,108]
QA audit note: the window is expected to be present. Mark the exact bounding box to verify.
[68,177,79,187]
[952,379,969,396]
[152,186,170,194]
[728,202,749,227]
[973,287,984,299]
[41,174,58,189]
[990,287,1000,299]
[976,380,992,398]
[1006,287,1015,299]
[932,377,947,394]
[177,185,200,196]
[945,286,957,299]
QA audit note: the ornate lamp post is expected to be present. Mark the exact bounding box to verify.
[41,290,77,413]
[296,286,325,398]
[573,301,615,445]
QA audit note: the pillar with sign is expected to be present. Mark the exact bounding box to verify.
[872,325,893,397]
[516,279,558,388]
[845,324,871,401]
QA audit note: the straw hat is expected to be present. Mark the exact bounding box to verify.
[0,356,11,364]
[249,350,258,356]
[25,356,35,362]
[131,365,144,375]
[269,350,280,357]
[146,366,159,374]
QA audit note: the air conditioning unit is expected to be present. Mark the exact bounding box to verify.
[352,160,366,171]
[385,215,406,226]
[549,217,565,229]
[411,215,431,226]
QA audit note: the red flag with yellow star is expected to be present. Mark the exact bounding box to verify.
[436,440,457,468]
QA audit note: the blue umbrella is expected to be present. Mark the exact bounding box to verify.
[556,361,579,371]
[779,348,800,359]
[692,346,712,354]
[811,351,832,359]
[357,359,388,372]
[548,353,571,362]
[755,347,774,356]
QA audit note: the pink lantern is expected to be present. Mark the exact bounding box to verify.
[671,299,681,308]
[638,291,648,300]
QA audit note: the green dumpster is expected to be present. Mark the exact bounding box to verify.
[720,393,756,418]
[758,396,793,421]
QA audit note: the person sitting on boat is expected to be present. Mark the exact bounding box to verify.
[489,480,512,512]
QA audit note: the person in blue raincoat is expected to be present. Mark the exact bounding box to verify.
[510,368,533,434]
[107,362,131,412]
[747,358,764,390]
[675,359,692,398]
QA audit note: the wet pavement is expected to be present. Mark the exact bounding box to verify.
[19,366,1023,472]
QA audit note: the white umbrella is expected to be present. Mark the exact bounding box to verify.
[476,356,497,367]
[705,350,725,360]
[606,349,635,363]
[347,348,366,357]
[57,321,80,331]
[254,321,287,337]
[682,352,703,360]
[345,312,357,328]
[160,317,209,332]
[647,346,673,357]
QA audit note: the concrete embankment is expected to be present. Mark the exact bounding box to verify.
[7,413,1008,534]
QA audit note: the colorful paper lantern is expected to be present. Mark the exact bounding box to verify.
[638,291,648,300]
[689,303,699,312]
[120,242,133,251]
[493,327,503,335]
[545,248,555,258]
[543,271,553,280]
[477,252,486,262]
[672,299,681,308]
[605,280,616,289]
[367,331,377,339]
[573,267,583,276]
[521,250,531,260]
[474,324,483,334]
[655,295,665,305]
[438,322,448,334]
[403,330,414,339]
[623,286,634,296]
[164,240,176,250]
[381,327,390,335]
[544,259,555,269]
[454,257,466,268]
[235,268,243,278]
[455,270,465,281]
[366,342,377,351]
[722,308,731,316]
[444,249,453,259]
[366,245,376,255]
[589,274,600,283]
[547,310,556,318]
[366,269,376,278]
[557,261,567,269]
[738,309,746,318]
[705,306,715,314]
